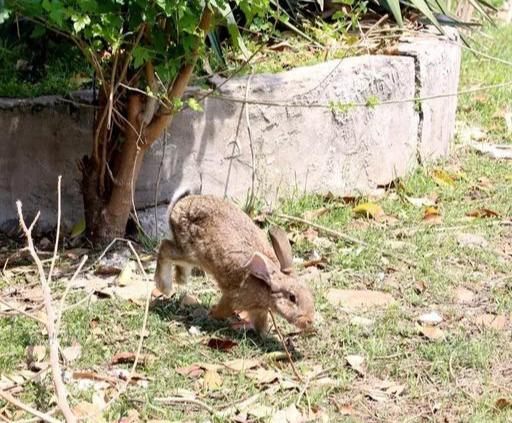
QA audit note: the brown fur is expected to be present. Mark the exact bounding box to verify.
[154,194,315,334]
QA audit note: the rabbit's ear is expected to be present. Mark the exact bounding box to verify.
[246,252,272,286]
[269,226,294,275]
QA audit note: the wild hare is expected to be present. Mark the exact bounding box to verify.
[154,190,315,335]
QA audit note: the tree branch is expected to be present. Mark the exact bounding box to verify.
[144,5,214,145]
[16,185,76,423]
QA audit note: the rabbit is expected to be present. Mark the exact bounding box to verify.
[154,190,315,335]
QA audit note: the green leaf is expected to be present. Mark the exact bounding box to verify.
[72,15,91,33]
[211,1,250,59]
[187,97,203,112]
[409,0,443,33]
[70,218,86,239]
[381,0,403,27]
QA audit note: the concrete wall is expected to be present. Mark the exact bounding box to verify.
[0,27,461,236]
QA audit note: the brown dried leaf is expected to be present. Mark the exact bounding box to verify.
[466,208,500,218]
[474,314,507,331]
[175,364,204,378]
[345,355,365,375]
[224,358,260,372]
[326,289,394,309]
[246,368,280,384]
[206,338,238,351]
[495,398,512,411]
[303,207,331,220]
[203,369,222,390]
[405,196,436,207]
[72,371,118,385]
[111,352,150,365]
[180,293,200,307]
[303,227,319,242]
[26,345,46,365]
[118,409,140,423]
[62,342,82,363]
[414,280,428,294]
[419,326,445,340]
[423,207,442,224]
[73,401,106,423]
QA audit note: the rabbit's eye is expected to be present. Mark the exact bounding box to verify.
[289,293,297,303]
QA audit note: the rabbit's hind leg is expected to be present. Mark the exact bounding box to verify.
[155,239,189,295]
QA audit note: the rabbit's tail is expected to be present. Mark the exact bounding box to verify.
[166,181,201,242]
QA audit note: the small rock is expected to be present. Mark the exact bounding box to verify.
[188,326,202,336]
[418,311,443,325]
[456,233,489,248]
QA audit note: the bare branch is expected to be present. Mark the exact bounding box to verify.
[16,195,76,423]
[0,391,60,423]
[48,176,61,284]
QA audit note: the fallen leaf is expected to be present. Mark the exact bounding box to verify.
[94,266,122,276]
[73,401,105,422]
[175,364,204,378]
[304,207,331,220]
[469,142,512,160]
[70,218,86,239]
[456,233,489,248]
[454,287,474,304]
[365,380,405,402]
[405,196,436,207]
[418,311,443,325]
[62,342,82,363]
[419,326,445,340]
[271,404,303,423]
[353,202,385,220]
[346,355,365,375]
[466,208,500,218]
[303,227,319,242]
[26,345,46,365]
[326,289,394,309]
[423,207,442,224]
[414,280,428,294]
[248,404,273,419]
[224,358,260,372]
[246,368,280,384]
[72,371,118,385]
[202,369,222,390]
[474,314,507,331]
[119,409,140,423]
[111,352,149,365]
[432,169,457,188]
[206,338,238,351]
[495,398,512,411]
[117,261,138,286]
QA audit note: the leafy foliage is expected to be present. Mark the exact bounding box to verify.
[4,0,269,90]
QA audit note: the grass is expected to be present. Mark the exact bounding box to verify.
[1,17,512,423]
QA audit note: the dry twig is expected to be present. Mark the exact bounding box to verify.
[0,391,60,423]
[269,309,303,383]
[16,188,76,423]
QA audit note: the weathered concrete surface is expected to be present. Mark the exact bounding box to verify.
[398,27,462,162]
[0,29,461,236]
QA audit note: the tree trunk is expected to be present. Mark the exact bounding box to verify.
[81,95,145,245]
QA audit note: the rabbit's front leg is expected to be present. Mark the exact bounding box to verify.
[209,294,234,320]
[248,309,269,335]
